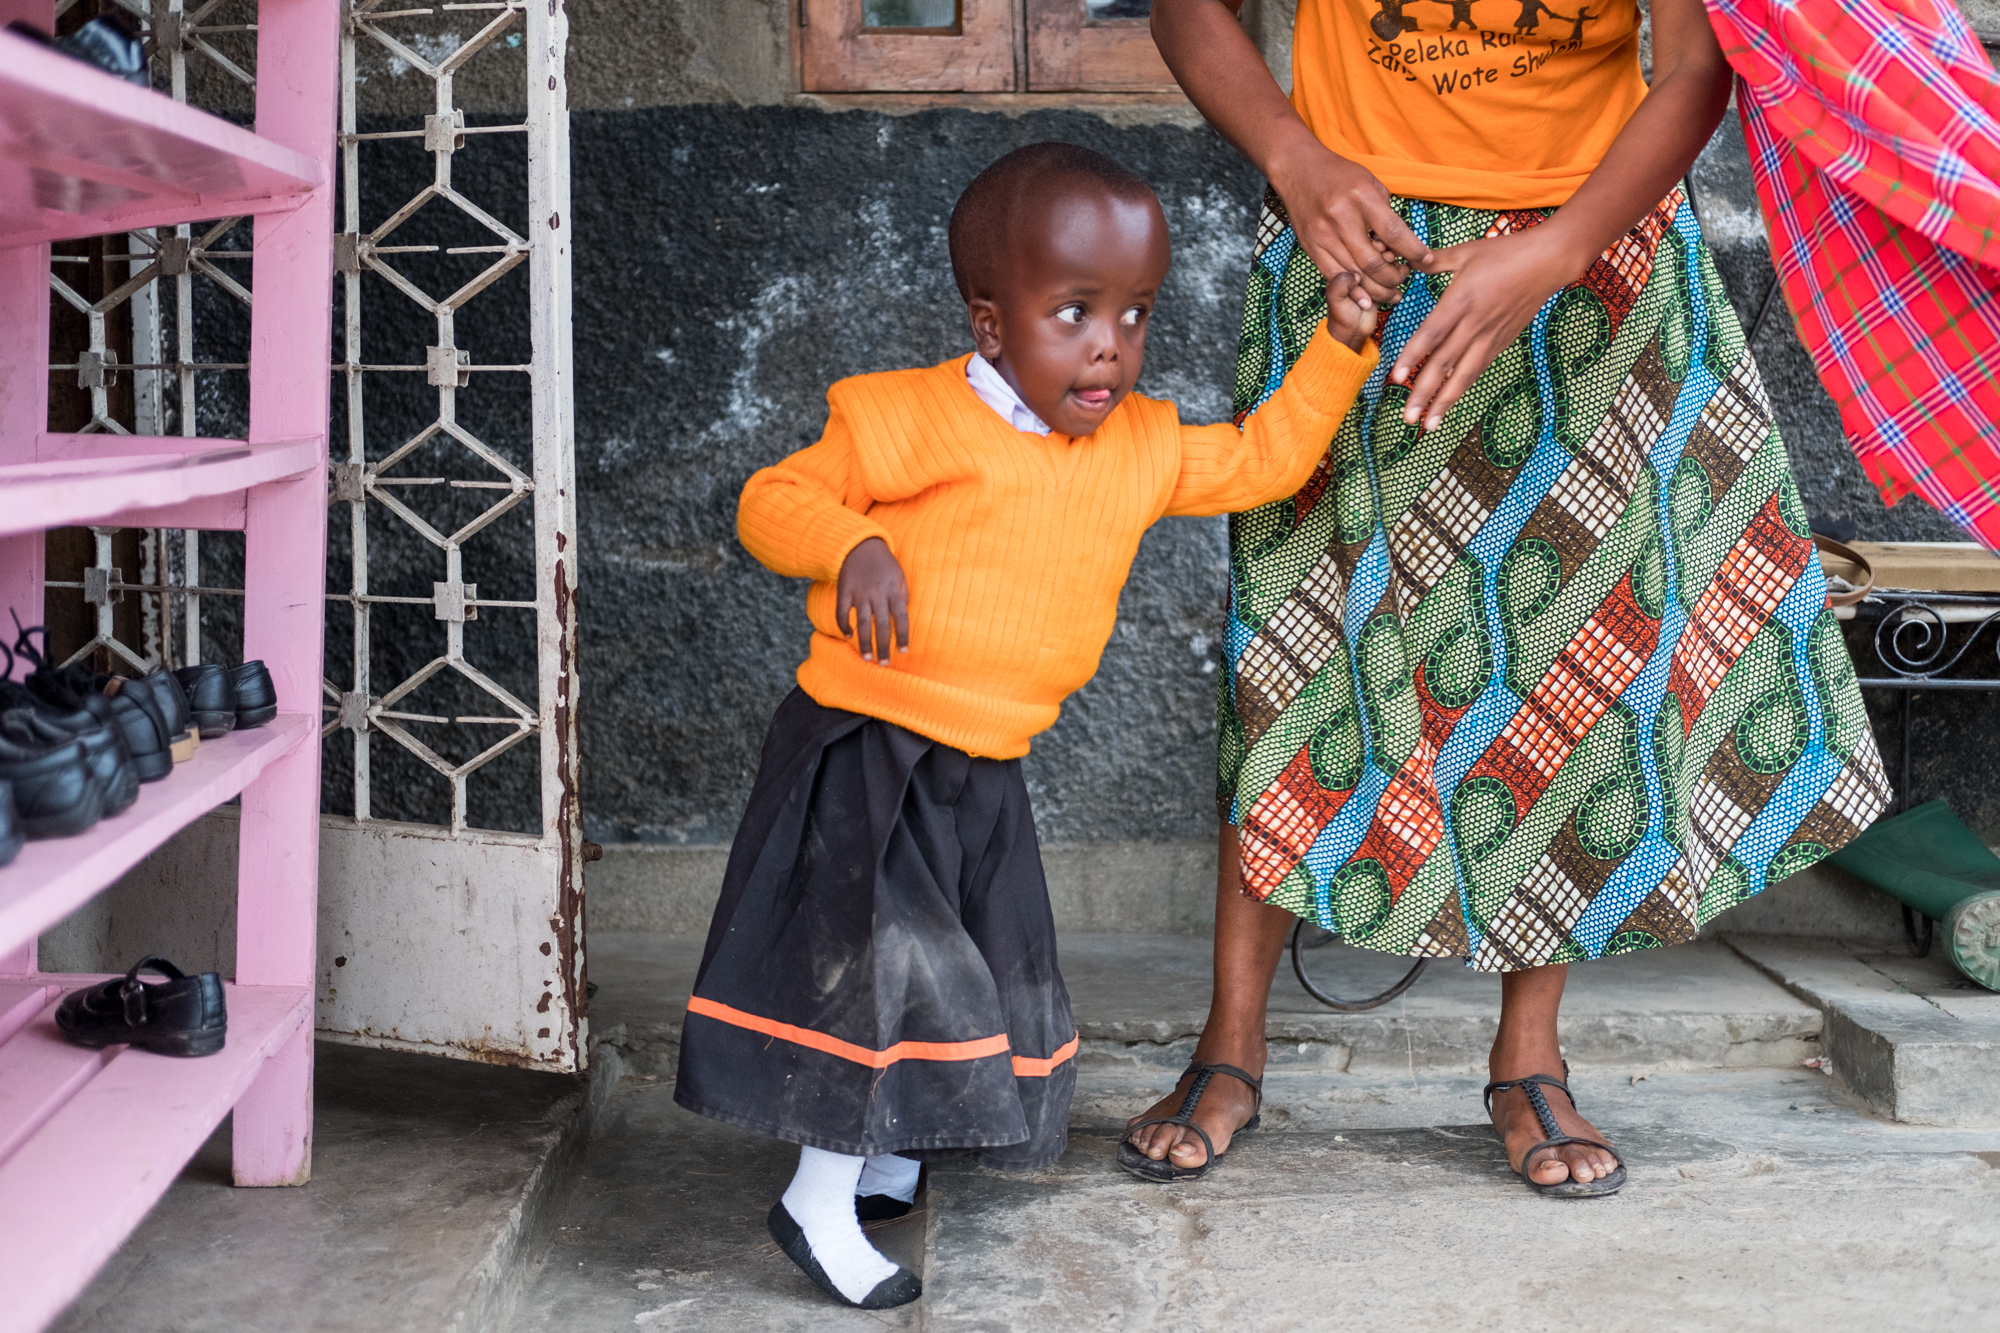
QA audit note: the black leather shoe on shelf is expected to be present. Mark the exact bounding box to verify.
[4,704,136,817]
[0,780,22,867]
[7,627,144,807]
[228,660,277,730]
[93,677,173,783]
[173,664,237,740]
[136,668,196,761]
[56,957,228,1057]
[0,727,102,839]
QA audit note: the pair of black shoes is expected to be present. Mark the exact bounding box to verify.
[56,957,228,1057]
[0,621,276,866]
[173,661,278,739]
[0,636,140,855]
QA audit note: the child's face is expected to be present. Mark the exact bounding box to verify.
[968,187,1171,438]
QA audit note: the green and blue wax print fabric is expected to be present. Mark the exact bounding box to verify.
[1219,187,1891,971]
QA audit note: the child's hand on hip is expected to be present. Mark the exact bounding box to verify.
[836,537,909,665]
[1325,271,1376,353]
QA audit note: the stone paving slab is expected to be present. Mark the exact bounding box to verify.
[926,1070,2000,1333]
[52,1042,589,1333]
[1725,935,2000,1127]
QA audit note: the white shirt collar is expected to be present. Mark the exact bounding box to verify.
[965,354,1051,436]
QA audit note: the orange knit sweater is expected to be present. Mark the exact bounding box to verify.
[737,322,1376,759]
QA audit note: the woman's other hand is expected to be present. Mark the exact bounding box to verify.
[1389,0,1733,433]
[835,537,909,665]
[1389,225,1593,432]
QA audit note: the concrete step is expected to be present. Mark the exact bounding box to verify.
[50,1042,602,1333]
[587,932,1826,1078]
[1725,933,2000,1127]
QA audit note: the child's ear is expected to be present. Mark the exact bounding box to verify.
[967,298,1004,360]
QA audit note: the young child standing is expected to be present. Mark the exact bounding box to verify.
[672,141,1377,1310]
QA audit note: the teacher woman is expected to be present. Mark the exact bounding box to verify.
[1122,0,1891,1194]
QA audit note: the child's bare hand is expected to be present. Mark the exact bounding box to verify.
[1326,271,1376,353]
[835,537,909,665]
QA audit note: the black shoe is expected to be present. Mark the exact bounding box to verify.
[7,704,136,817]
[766,1202,922,1310]
[56,957,227,1056]
[173,664,237,739]
[52,13,148,86]
[6,625,141,810]
[0,780,21,867]
[94,677,174,783]
[229,660,277,730]
[135,669,196,759]
[0,727,102,839]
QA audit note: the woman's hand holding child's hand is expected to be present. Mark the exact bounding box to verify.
[836,537,909,665]
[1325,272,1375,353]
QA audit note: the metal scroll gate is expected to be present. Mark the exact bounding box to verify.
[40,0,583,1072]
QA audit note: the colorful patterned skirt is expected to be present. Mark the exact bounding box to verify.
[1218,187,1892,971]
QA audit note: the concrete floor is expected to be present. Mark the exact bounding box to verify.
[507,935,2000,1332]
[48,933,2000,1332]
[52,1042,587,1333]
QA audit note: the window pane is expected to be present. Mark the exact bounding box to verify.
[863,0,959,27]
[1085,0,1152,19]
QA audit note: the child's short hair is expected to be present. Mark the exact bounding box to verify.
[947,142,1159,302]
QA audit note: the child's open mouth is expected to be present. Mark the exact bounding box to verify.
[1071,387,1113,411]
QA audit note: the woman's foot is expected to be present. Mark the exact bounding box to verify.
[1489,964,1619,1187]
[1122,1039,1266,1170]
[1485,1063,1621,1186]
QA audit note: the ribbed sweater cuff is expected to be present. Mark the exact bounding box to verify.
[1288,322,1378,410]
[792,506,893,584]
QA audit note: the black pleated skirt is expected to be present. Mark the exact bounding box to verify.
[673,690,1076,1170]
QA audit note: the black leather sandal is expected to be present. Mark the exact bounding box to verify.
[1483,1071,1626,1198]
[1117,1061,1263,1182]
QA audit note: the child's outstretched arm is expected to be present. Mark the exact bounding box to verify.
[1165,275,1379,518]
[738,408,911,664]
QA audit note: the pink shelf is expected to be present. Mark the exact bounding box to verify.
[0,435,319,537]
[0,715,312,958]
[0,978,312,1333]
[0,28,319,246]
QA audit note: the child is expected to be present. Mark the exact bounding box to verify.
[672,141,1377,1310]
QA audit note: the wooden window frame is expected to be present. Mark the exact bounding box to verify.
[799,0,1180,96]
[1025,0,1178,92]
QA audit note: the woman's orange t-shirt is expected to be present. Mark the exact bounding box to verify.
[1289,0,1649,209]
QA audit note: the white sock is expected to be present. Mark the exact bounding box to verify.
[780,1147,899,1303]
[856,1152,921,1202]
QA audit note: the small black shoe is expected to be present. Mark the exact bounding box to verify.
[173,664,237,739]
[228,660,277,730]
[0,780,22,867]
[95,677,173,783]
[135,669,195,759]
[1,701,135,818]
[766,1202,922,1310]
[56,957,227,1056]
[0,725,104,839]
[2,631,137,815]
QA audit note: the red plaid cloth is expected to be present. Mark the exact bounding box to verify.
[1705,0,2000,549]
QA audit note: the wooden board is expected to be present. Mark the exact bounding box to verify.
[1820,541,2000,594]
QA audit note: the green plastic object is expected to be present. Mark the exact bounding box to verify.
[1828,799,2000,991]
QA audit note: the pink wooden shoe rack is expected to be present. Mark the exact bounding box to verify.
[0,4,335,1327]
